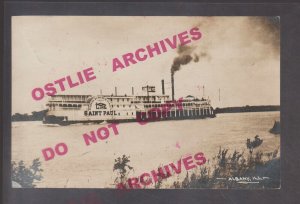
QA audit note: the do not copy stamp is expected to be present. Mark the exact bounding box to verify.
[112,27,202,72]
[31,67,96,101]
[11,16,280,190]
[41,97,184,161]
[116,152,207,189]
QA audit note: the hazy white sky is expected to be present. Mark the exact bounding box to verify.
[12,16,280,114]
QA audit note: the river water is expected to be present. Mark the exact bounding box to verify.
[12,111,280,188]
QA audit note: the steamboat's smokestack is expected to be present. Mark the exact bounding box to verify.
[132,87,134,95]
[115,87,117,96]
[161,80,165,95]
[171,73,175,101]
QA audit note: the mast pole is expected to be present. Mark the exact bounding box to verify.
[147,85,149,102]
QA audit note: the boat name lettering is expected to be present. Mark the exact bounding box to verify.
[84,110,117,116]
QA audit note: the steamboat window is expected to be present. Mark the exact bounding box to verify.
[111,105,114,108]
[127,99,129,101]
[132,112,134,115]
[122,99,124,101]
[123,105,125,107]
[117,105,119,108]
[78,105,82,108]
[59,104,62,107]
[117,99,119,102]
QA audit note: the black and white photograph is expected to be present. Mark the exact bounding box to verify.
[10,16,280,189]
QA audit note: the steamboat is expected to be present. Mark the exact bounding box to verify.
[43,78,215,125]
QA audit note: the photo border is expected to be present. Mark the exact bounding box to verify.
[2,2,300,204]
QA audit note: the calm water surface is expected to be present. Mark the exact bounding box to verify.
[12,111,280,188]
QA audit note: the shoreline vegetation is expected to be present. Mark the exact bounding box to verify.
[11,135,279,188]
[113,136,280,189]
[11,158,43,188]
[11,105,280,122]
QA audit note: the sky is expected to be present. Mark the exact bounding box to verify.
[12,16,280,114]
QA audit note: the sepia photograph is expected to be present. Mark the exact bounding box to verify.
[11,16,280,189]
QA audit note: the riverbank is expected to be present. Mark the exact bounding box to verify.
[215,105,279,114]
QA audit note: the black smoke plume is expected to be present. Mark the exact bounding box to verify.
[171,55,193,74]
[171,45,204,75]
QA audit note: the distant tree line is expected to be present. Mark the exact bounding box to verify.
[12,110,48,121]
[215,105,280,114]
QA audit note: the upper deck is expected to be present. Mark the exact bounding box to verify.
[46,94,211,111]
[48,94,170,104]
